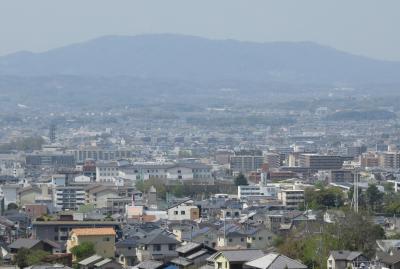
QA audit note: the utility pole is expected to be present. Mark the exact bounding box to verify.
[353,170,359,213]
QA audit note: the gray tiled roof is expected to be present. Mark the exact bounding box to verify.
[330,251,362,261]
[376,250,400,265]
[218,249,264,262]
[133,260,163,269]
[176,242,201,254]
[170,257,193,266]
[8,239,40,249]
[78,255,103,266]
[245,253,308,269]
[137,232,179,245]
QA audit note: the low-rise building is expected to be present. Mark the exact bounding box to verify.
[211,249,265,269]
[32,220,120,244]
[244,252,307,269]
[167,200,200,221]
[327,251,369,269]
[135,232,180,262]
[67,228,116,259]
[278,189,304,210]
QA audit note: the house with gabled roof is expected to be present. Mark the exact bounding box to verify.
[66,227,116,259]
[210,249,265,269]
[244,252,307,269]
[327,251,369,269]
[136,231,180,262]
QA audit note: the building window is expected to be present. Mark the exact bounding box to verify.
[169,244,175,251]
[181,211,186,215]
[241,238,244,242]
[228,238,232,242]
[153,244,161,251]
[174,211,178,215]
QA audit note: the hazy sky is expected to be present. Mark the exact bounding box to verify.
[1,0,399,61]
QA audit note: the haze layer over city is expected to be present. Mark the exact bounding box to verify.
[0,1,399,269]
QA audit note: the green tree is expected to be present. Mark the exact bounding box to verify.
[15,249,49,268]
[70,241,95,261]
[234,173,248,186]
[383,191,400,215]
[383,182,395,193]
[170,184,185,197]
[135,178,167,199]
[26,250,49,266]
[15,248,30,269]
[278,210,385,269]
[366,184,384,212]
[7,203,18,210]
[304,187,344,210]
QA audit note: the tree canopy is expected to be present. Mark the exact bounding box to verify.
[234,173,248,186]
[303,187,344,210]
[70,241,95,261]
[277,210,385,269]
[15,248,49,268]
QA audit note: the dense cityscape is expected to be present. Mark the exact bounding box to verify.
[1,1,400,269]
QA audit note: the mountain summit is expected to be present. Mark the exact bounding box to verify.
[0,34,399,83]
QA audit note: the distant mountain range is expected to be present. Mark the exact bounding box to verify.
[0,34,399,84]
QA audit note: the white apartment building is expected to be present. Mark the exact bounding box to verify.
[278,189,305,210]
[53,186,85,211]
[120,162,212,182]
[96,161,119,183]
[237,185,279,199]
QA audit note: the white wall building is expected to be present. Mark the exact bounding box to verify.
[238,185,279,199]
[53,186,85,211]
[1,184,19,207]
[96,161,119,183]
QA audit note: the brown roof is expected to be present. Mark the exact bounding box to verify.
[71,227,115,236]
[129,215,157,223]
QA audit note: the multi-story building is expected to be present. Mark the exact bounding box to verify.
[237,185,279,199]
[53,186,85,211]
[230,150,264,173]
[264,153,281,169]
[32,220,120,243]
[360,152,380,168]
[1,184,19,208]
[67,228,116,259]
[71,147,134,163]
[278,189,304,210]
[299,154,343,170]
[379,151,400,169]
[26,152,75,167]
[319,169,354,183]
[96,161,119,183]
[0,156,25,178]
[120,162,212,182]
[85,185,119,209]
